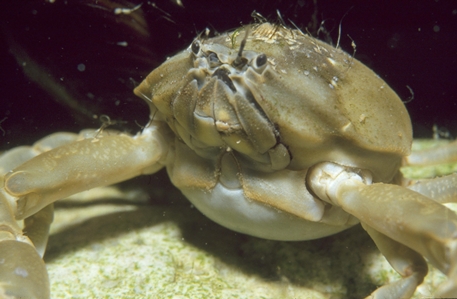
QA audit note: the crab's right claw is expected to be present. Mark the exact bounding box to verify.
[309,162,457,298]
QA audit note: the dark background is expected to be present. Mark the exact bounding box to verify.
[1,0,457,151]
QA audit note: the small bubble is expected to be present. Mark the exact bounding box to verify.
[388,33,401,49]
[77,63,86,72]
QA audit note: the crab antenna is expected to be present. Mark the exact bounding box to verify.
[233,25,250,67]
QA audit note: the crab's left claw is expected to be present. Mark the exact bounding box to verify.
[309,162,457,298]
[0,189,50,299]
[0,142,56,298]
[0,241,49,299]
[0,121,171,298]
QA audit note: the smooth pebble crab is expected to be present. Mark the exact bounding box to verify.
[1,22,457,298]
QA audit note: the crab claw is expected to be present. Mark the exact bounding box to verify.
[309,162,457,298]
[0,190,50,299]
[0,240,50,299]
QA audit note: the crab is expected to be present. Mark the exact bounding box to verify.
[1,22,457,298]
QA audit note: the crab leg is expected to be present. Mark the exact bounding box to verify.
[361,224,428,299]
[406,173,457,204]
[4,123,168,220]
[402,140,457,203]
[22,203,54,257]
[0,189,50,299]
[1,184,51,299]
[405,139,457,166]
[0,133,82,298]
[309,162,457,298]
[0,197,53,298]
[0,122,169,298]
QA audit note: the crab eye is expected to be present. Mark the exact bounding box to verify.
[255,54,267,68]
[191,40,201,55]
